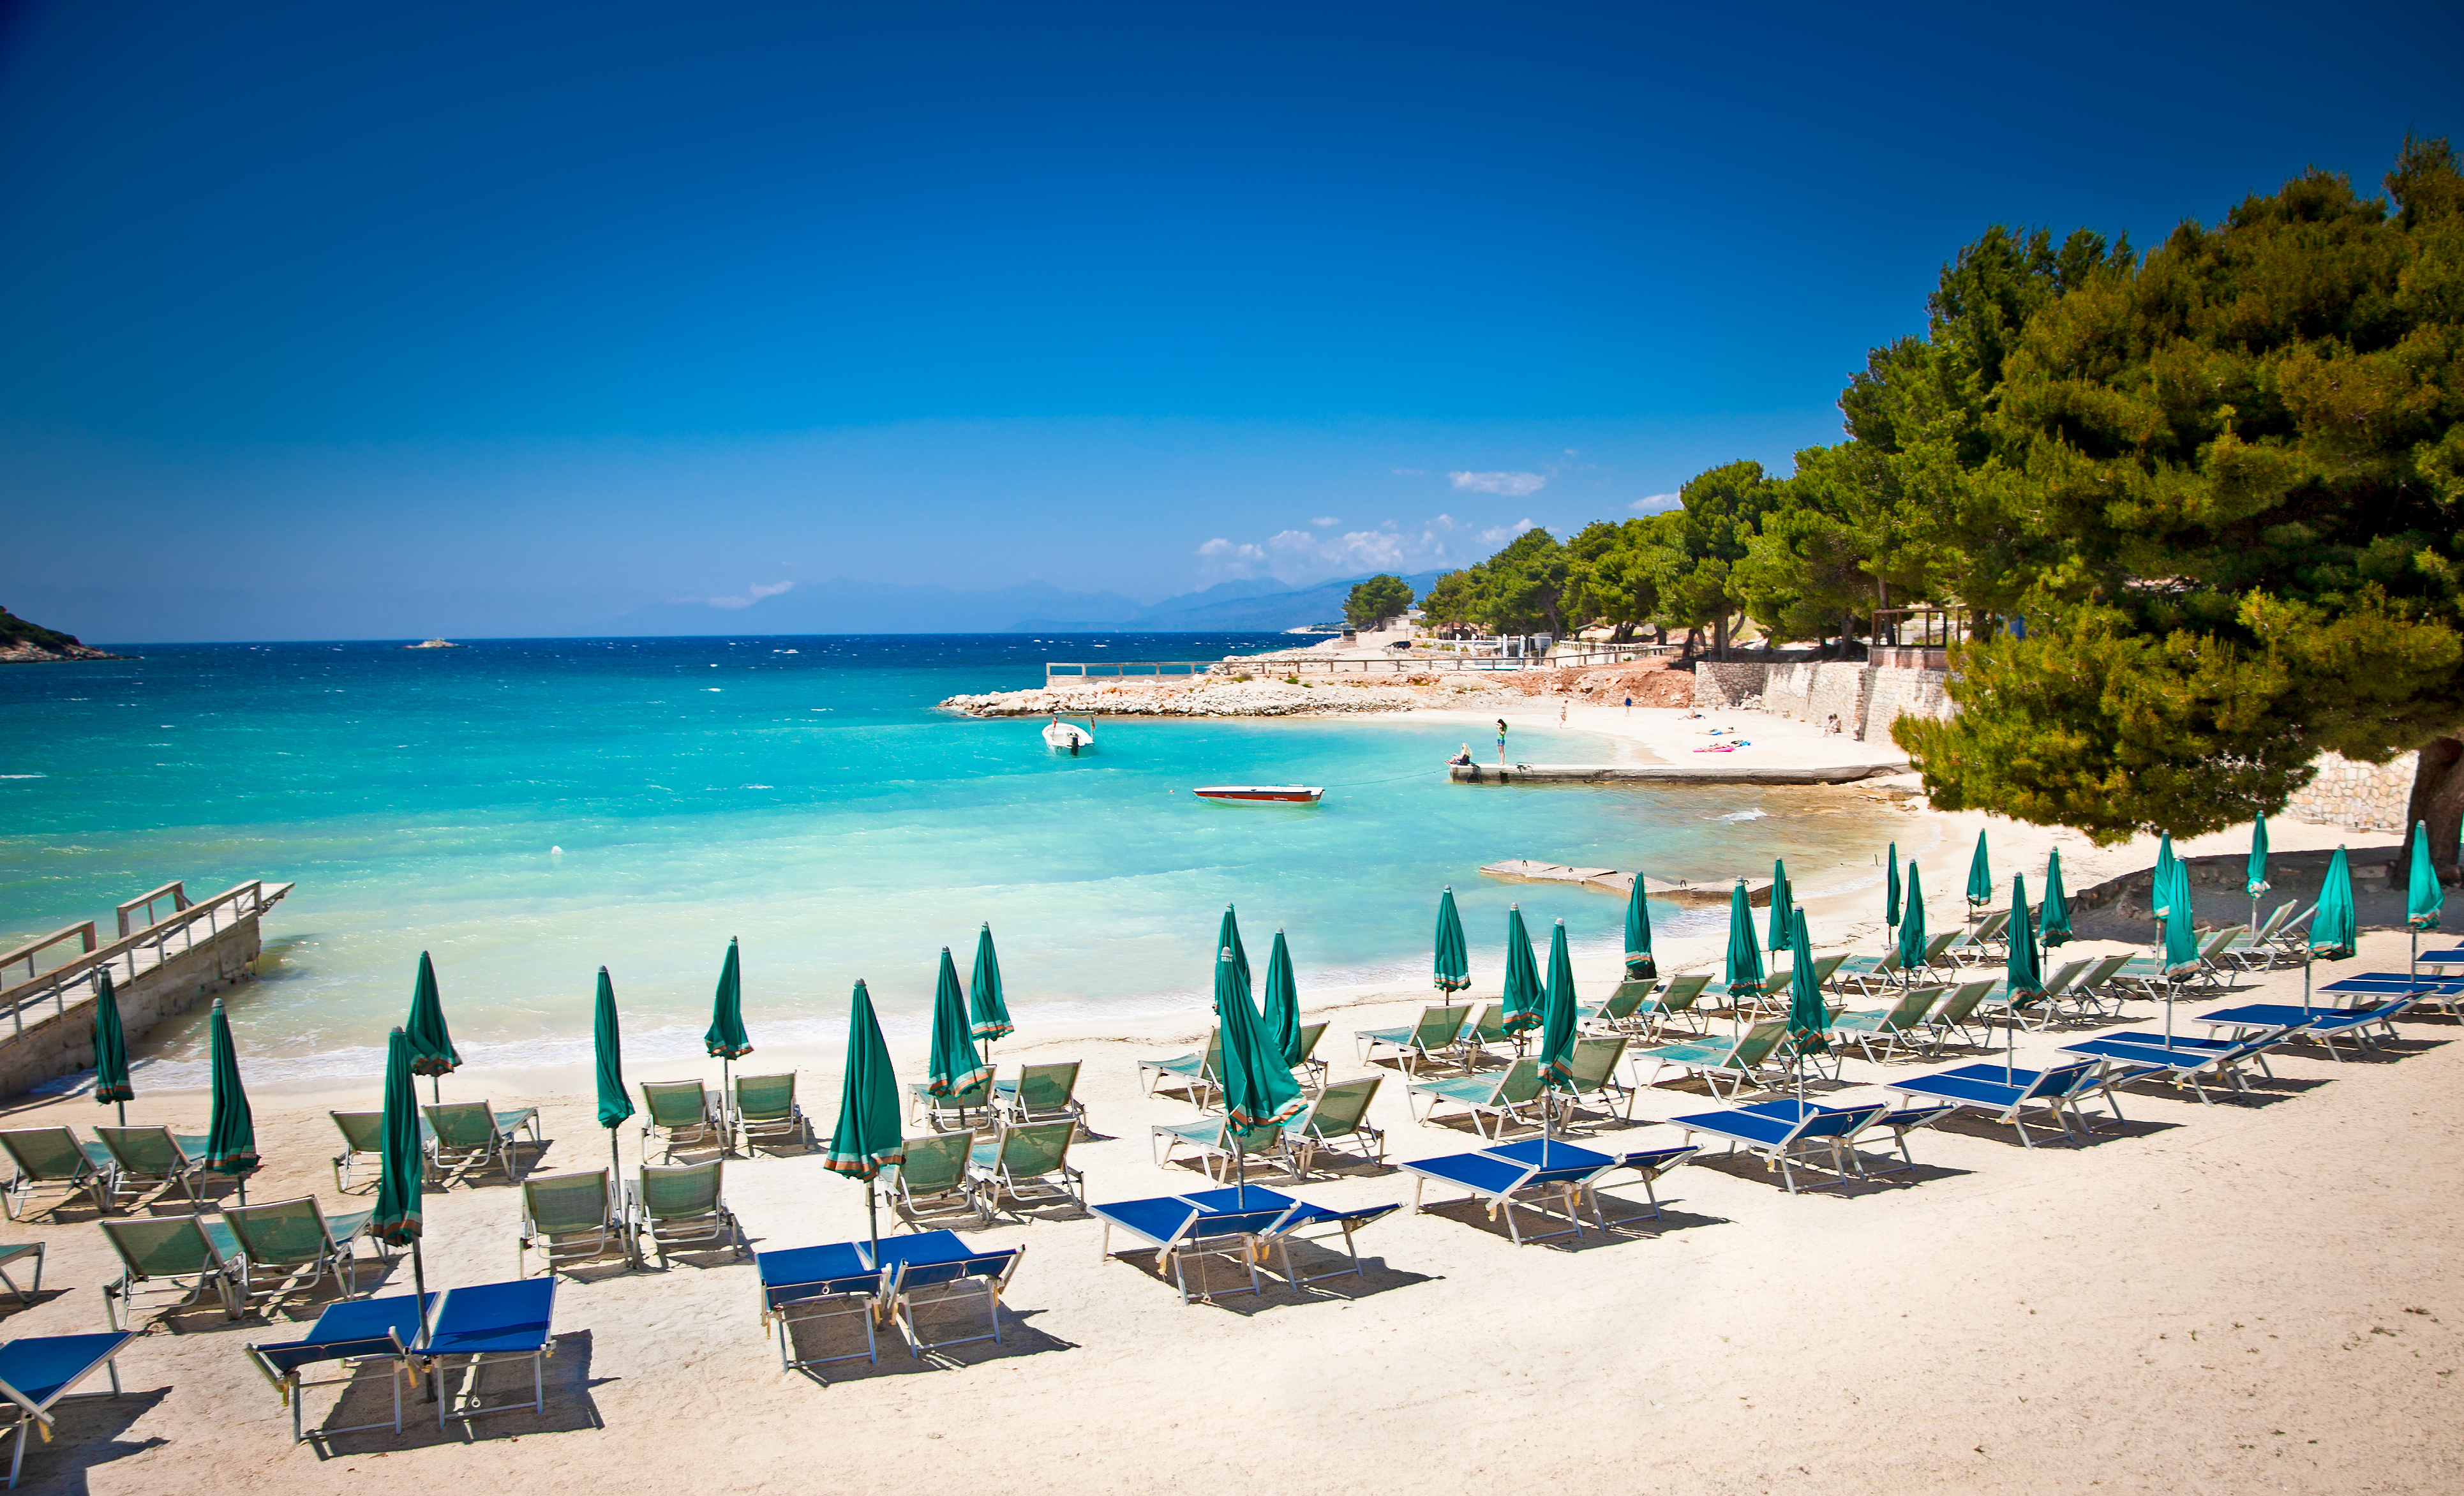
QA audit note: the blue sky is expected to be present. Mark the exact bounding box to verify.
[3,2,2457,640]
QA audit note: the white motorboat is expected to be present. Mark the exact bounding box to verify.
[1043,720,1095,754]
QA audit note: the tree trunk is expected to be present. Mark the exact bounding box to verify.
[2401,734,2464,881]
[1713,613,1728,662]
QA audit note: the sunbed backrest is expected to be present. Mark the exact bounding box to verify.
[1662,974,1711,1007]
[1295,1022,1327,1060]
[1495,1058,1544,1103]
[524,1171,611,1234]
[331,1111,384,1153]
[98,1126,179,1173]
[735,1073,796,1119]
[1922,932,1957,961]
[101,1216,216,1277]
[932,1073,994,1108]
[898,1133,969,1193]
[2029,1062,2098,1098]
[423,1102,495,1148]
[0,1128,87,1180]
[1886,985,1938,1026]
[998,1121,1075,1176]
[1939,981,1995,1022]
[1602,981,1650,1017]
[639,1161,723,1220]
[1013,1061,1080,1109]
[1201,1029,1225,1073]
[1467,1003,1508,1044]
[1811,954,1846,982]
[2042,960,2090,996]
[1567,1036,1626,1088]
[1303,1077,1380,1137]
[1734,1022,1790,1065]
[1415,1005,1470,1047]
[639,1081,709,1128]
[226,1197,328,1266]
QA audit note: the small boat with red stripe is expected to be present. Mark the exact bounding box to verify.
[1191,784,1324,804]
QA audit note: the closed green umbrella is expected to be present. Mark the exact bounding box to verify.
[2161,858,2199,971]
[968,923,1013,1043]
[1724,880,1765,1020]
[1622,875,1657,982]
[1784,917,1828,1098]
[1965,829,1993,916]
[2305,846,2358,1020]
[2153,832,2179,952]
[91,969,131,1126]
[1433,888,1471,994]
[1884,842,1901,950]
[204,998,258,1206]
[2246,815,2272,934]
[403,950,460,1105]
[1537,920,1579,1096]
[1897,862,1927,978]
[1263,930,1303,1068]
[706,938,753,1118]
[926,947,992,1098]
[592,967,632,1182]
[1215,905,1252,1005]
[2407,820,2444,982]
[824,980,904,1260]
[1212,945,1304,1201]
[1501,906,1543,1036]
[2004,873,2042,1072]
[1767,858,1795,954]
[372,1027,433,1386]
[2040,849,2073,948]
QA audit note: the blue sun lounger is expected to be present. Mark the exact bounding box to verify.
[2195,998,2417,1059]
[1882,1060,2103,1148]
[1091,1188,1395,1301]
[421,1279,555,1429]
[246,1293,430,1444]
[1668,1099,1889,1194]
[1400,1138,1684,1246]
[756,1241,883,1376]
[2059,1025,2301,1105]
[870,1230,1023,1358]
[0,1331,137,1490]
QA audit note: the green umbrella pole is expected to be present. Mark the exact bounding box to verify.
[867,1179,880,1266]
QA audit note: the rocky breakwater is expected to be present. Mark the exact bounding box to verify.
[942,673,1513,718]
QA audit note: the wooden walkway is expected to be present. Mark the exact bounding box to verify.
[0,879,292,1036]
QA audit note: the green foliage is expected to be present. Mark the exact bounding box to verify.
[1342,574,1414,629]
[0,604,87,652]
[1416,529,1570,636]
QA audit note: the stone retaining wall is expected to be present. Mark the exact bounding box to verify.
[1690,661,1953,742]
[2282,750,2417,834]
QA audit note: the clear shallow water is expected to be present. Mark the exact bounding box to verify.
[0,635,1900,1086]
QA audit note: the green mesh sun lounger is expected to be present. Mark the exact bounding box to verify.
[733,1072,812,1152]
[519,1168,634,1275]
[995,1061,1087,1130]
[1454,1002,1523,1066]
[98,1214,242,1328]
[1831,984,1945,1062]
[1576,978,1654,1033]
[1291,1021,1330,1086]
[422,1102,541,1185]
[222,1194,376,1312]
[1553,1036,1634,1121]
[0,1330,137,1489]
[0,1246,41,1306]
[1283,1075,1385,1172]
[632,1160,745,1268]
[1634,973,1712,1035]
[1631,1020,1790,1100]
[1407,1056,1546,1139]
[638,1079,724,1162]
[1137,1031,1224,1106]
[93,1127,209,1211]
[892,1132,989,1228]
[908,1072,997,1132]
[328,1111,389,1194]
[969,1121,1086,1213]
[1353,1003,1470,1073]
[0,1130,111,1223]
[1151,1116,1290,1182]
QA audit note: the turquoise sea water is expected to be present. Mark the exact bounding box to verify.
[0,635,1899,1086]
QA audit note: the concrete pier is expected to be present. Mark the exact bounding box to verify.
[0,879,292,1098]
[1449,761,1906,786]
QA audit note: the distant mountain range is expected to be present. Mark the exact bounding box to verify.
[611,569,1450,636]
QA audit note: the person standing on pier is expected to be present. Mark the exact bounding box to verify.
[1495,718,1508,764]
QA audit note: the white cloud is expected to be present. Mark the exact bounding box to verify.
[707,580,795,610]
[1195,513,1480,584]
[1391,467,1428,477]
[1477,519,1536,544]
[1449,470,1547,498]
[1311,516,1340,527]
[1628,492,1681,512]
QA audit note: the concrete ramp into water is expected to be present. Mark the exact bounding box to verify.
[1450,761,1904,786]
[1479,860,1772,906]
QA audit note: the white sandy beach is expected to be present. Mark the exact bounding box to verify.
[0,698,2456,1495]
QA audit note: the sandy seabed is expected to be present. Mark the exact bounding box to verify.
[2,701,2458,1495]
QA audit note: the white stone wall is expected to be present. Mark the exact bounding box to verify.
[1691,661,1949,742]
[2283,750,2417,833]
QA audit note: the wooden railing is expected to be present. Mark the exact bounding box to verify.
[0,880,290,1036]
[1044,661,1213,682]
[0,924,98,989]
[116,879,189,938]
